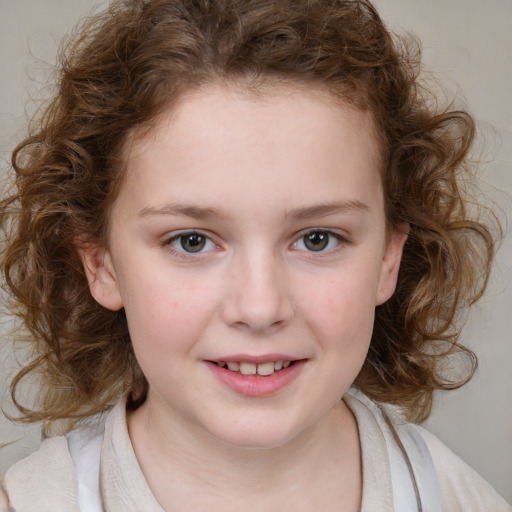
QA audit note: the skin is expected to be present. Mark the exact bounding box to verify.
[81,84,407,511]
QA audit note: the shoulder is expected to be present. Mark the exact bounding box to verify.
[413,425,512,512]
[3,435,81,512]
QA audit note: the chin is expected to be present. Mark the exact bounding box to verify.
[206,416,307,451]
[217,432,296,451]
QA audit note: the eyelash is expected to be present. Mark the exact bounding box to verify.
[164,231,220,257]
[163,229,348,257]
[290,229,348,254]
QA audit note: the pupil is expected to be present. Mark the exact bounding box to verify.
[181,234,205,252]
[305,232,328,251]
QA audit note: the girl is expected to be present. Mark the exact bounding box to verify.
[0,0,510,510]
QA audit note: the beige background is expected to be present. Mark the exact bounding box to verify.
[1,0,511,502]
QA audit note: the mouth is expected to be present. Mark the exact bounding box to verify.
[211,360,295,377]
[206,357,306,396]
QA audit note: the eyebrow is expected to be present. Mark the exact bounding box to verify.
[138,200,369,221]
[285,200,369,220]
[138,203,223,220]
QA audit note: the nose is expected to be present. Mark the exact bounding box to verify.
[221,249,294,334]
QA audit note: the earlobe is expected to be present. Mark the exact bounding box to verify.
[78,243,123,311]
[376,225,409,306]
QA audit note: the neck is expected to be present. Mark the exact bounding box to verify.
[127,397,362,512]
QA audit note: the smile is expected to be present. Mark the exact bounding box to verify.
[207,358,306,397]
[214,360,292,376]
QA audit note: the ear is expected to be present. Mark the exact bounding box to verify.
[78,242,123,311]
[375,224,409,306]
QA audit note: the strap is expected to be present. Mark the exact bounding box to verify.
[346,390,443,512]
[67,428,105,512]
[388,419,443,512]
[379,411,421,511]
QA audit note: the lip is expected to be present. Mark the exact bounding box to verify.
[205,358,307,397]
[208,353,302,364]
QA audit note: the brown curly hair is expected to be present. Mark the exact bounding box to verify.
[1,0,498,429]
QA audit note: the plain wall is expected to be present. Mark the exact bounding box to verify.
[1,0,511,502]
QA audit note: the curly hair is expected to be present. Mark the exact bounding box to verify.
[0,0,498,429]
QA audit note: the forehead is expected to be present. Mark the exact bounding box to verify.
[115,83,384,222]
[124,81,381,167]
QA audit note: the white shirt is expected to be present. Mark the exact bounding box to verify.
[3,391,511,511]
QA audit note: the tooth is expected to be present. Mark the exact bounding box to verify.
[257,362,275,376]
[217,361,226,368]
[239,362,257,375]
[283,361,291,368]
[274,361,283,371]
[227,362,240,371]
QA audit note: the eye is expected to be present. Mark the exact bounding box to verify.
[167,232,217,254]
[292,230,343,252]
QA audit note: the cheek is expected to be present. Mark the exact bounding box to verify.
[299,267,380,349]
[119,265,220,354]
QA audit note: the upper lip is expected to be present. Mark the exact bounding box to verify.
[206,354,304,364]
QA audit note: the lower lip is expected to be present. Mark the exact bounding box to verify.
[206,360,306,397]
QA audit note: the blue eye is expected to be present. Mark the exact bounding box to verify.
[293,230,342,252]
[167,232,217,254]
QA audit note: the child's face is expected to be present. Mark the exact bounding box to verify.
[83,84,406,449]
